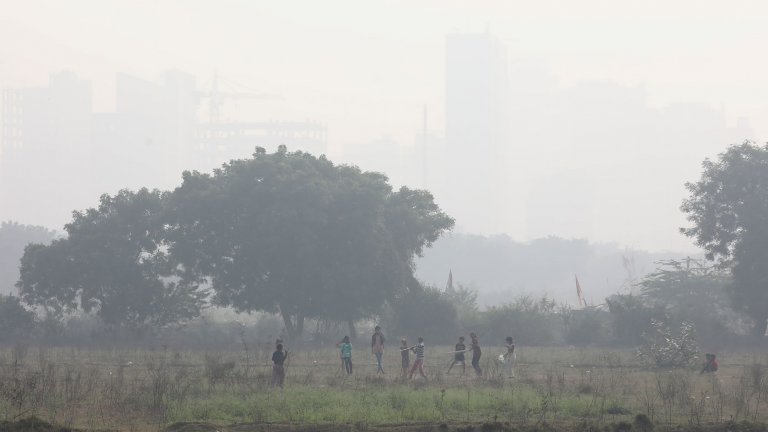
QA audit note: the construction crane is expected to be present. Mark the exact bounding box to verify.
[199,72,283,124]
[196,73,326,155]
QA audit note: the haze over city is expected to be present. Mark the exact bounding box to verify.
[6,3,768,430]
[2,0,767,254]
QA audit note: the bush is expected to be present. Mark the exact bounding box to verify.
[606,294,666,345]
[471,295,560,345]
[637,319,698,367]
[565,309,610,346]
[0,295,36,343]
[383,285,460,344]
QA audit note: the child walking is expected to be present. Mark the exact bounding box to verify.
[337,335,353,374]
[470,332,482,377]
[408,337,427,379]
[504,336,516,378]
[271,343,288,388]
[446,336,467,375]
[371,326,386,374]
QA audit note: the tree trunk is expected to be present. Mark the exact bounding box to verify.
[279,308,297,341]
[296,314,304,339]
[347,320,357,340]
[752,316,767,338]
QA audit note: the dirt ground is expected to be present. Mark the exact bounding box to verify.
[6,417,768,432]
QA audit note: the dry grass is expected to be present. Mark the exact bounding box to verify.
[1,344,768,431]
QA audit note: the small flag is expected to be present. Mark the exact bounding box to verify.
[575,275,586,308]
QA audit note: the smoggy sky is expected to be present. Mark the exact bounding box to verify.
[1,0,767,252]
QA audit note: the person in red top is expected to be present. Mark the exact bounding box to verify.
[700,353,719,373]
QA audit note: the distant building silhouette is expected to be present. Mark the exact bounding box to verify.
[443,32,511,233]
[0,70,327,228]
[1,72,95,225]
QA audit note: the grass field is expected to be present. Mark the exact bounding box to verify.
[1,343,768,431]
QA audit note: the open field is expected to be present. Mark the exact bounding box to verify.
[2,344,768,431]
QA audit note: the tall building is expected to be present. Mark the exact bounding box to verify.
[0,71,95,226]
[443,32,512,233]
[0,70,329,229]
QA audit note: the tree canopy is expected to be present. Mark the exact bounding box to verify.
[0,221,56,294]
[681,142,768,336]
[17,189,206,332]
[167,147,454,339]
[16,148,453,337]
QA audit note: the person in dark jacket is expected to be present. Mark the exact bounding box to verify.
[470,332,482,376]
[271,343,288,388]
[446,336,467,375]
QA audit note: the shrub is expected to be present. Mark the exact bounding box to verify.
[472,295,560,345]
[637,319,698,367]
[0,294,36,343]
[383,285,460,344]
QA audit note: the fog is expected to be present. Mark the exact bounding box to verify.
[2,0,766,255]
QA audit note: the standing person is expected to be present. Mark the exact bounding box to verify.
[504,336,516,378]
[700,353,719,374]
[408,336,427,379]
[371,326,386,374]
[400,338,411,376]
[271,343,288,388]
[337,337,346,372]
[470,332,483,377]
[337,335,353,374]
[446,336,467,375]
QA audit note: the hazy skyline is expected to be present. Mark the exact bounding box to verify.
[2,0,766,253]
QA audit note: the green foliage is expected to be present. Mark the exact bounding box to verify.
[167,148,453,339]
[0,294,36,342]
[563,308,609,346]
[0,221,56,295]
[14,149,454,338]
[16,189,206,333]
[730,234,768,336]
[445,283,479,324]
[384,285,460,344]
[681,142,768,336]
[606,294,665,346]
[639,259,742,343]
[605,259,744,346]
[637,319,699,367]
[475,295,560,345]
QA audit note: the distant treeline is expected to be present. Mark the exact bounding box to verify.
[416,234,686,306]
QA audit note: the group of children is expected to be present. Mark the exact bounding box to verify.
[270,329,518,388]
[335,329,516,380]
[273,330,719,388]
[445,334,515,378]
[337,331,429,379]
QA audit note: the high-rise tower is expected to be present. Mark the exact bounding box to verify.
[444,32,510,233]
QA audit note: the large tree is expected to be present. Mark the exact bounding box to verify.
[639,259,737,342]
[17,189,206,332]
[0,221,56,294]
[681,142,768,336]
[167,147,454,339]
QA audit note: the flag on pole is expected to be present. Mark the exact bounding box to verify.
[575,275,586,307]
[446,270,454,293]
